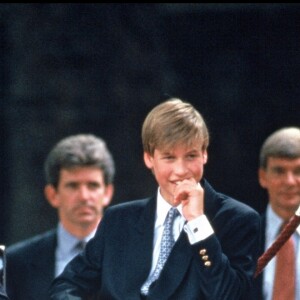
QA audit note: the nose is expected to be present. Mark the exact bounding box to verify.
[285,171,298,185]
[78,185,90,200]
[173,159,188,176]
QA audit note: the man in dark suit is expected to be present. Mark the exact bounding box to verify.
[50,98,260,299]
[252,127,300,300]
[6,134,115,300]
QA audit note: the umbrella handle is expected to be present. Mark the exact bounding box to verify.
[254,205,300,278]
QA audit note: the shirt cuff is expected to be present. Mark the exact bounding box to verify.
[184,215,214,244]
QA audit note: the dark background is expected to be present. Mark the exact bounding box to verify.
[0,3,299,245]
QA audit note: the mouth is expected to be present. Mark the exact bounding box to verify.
[170,181,183,187]
[281,191,299,197]
[75,205,95,214]
[171,179,192,185]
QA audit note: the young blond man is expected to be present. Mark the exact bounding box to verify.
[50,99,260,300]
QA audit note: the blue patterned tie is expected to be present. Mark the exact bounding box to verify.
[141,207,179,295]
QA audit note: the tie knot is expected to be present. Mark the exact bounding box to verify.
[163,207,179,238]
[75,240,86,252]
[167,207,179,222]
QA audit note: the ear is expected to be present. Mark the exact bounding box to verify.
[44,184,60,208]
[102,184,114,207]
[258,168,267,188]
[143,152,153,169]
[203,150,208,164]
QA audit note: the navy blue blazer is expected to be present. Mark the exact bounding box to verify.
[0,294,8,300]
[0,287,9,300]
[251,214,266,300]
[50,179,260,300]
[0,292,9,300]
[6,229,56,300]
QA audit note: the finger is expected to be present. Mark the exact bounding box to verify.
[174,191,189,202]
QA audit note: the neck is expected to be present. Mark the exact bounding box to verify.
[272,205,295,222]
[61,219,101,239]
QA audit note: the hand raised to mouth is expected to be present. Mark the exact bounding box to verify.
[173,179,204,221]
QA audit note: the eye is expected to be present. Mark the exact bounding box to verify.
[186,153,199,160]
[272,167,284,175]
[65,182,79,189]
[294,168,300,177]
[88,182,101,189]
[163,155,174,160]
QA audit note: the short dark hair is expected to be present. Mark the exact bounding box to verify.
[44,134,115,187]
[259,127,300,169]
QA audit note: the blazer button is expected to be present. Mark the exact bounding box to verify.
[204,261,212,267]
[199,249,207,255]
[202,255,209,261]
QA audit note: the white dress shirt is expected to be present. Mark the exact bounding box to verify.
[263,204,300,300]
[147,187,214,279]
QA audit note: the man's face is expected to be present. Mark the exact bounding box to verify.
[144,144,207,205]
[46,166,113,230]
[259,157,300,216]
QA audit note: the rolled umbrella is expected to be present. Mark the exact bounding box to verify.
[254,205,300,278]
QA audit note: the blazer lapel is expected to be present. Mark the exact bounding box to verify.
[148,230,192,299]
[126,197,157,287]
[30,231,56,290]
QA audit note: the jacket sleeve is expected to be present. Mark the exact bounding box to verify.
[191,206,261,299]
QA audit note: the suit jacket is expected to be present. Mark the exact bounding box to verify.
[0,292,9,300]
[6,229,57,300]
[0,287,9,300]
[50,179,260,300]
[0,294,9,300]
[251,214,268,300]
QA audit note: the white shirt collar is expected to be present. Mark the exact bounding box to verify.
[266,204,300,241]
[156,188,183,225]
[266,205,283,243]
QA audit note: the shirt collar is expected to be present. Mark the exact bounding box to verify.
[266,204,300,238]
[57,222,96,254]
[156,188,183,225]
[266,205,283,241]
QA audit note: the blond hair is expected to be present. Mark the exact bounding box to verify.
[142,98,209,155]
